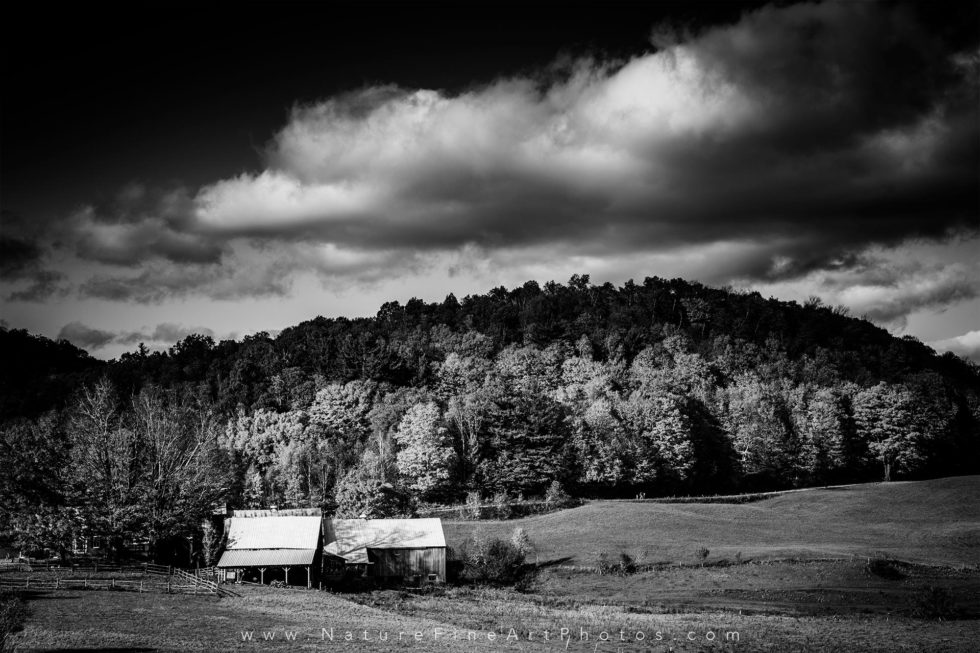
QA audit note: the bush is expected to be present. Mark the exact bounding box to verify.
[596,551,639,576]
[618,552,637,576]
[510,527,534,558]
[465,491,481,519]
[545,480,571,506]
[595,552,614,576]
[695,546,709,566]
[493,491,512,519]
[0,591,27,650]
[460,534,527,585]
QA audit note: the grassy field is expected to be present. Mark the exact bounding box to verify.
[444,476,980,566]
[6,476,979,651]
[6,585,555,651]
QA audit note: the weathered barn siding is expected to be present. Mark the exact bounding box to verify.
[368,547,446,579]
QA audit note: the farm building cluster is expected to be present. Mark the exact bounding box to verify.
[215,509,447,588]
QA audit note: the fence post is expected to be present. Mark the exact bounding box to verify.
[140,580,143,594]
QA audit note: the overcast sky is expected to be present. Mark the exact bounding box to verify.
[1,1,978,361]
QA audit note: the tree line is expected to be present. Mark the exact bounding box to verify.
[1,275,978,560]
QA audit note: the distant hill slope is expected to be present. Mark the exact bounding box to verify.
[444,476,980,566]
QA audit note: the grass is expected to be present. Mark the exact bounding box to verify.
[6,586,539,651]
[444,476,980,566]
[8,476,979,651]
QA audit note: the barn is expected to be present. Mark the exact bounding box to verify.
[323,518,446,584]
[216,509,322,587]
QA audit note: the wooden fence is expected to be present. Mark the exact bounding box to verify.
[0,561,225,596]
[0,576,215,595]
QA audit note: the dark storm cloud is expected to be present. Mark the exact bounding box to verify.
[0,235,43,279]
[15,1,979,308]
[1,212,68,301]
[66,185,224,266]
[188,1,977,276]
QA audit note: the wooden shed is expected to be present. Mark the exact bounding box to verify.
[323,518,446,584]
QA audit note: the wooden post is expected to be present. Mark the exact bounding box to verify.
[259,567,266,584]
[140,580,144,594]
[283,566,290,585]
[167,577,171,593]
[306,566,311,589]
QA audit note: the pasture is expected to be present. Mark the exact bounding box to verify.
[5,476,979,651]
[444,476,980,566]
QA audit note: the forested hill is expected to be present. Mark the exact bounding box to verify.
[2,276,979,555]
[0,327,103,419]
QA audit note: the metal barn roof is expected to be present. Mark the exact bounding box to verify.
[218,548,317,567]
[224,515,322,550]
[324,518,446,564]
[216,515,323,568]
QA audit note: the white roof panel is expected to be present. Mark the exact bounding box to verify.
[225,516,321,550]
[324,518,445,562]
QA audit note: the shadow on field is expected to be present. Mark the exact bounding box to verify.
[18,591,82,601]
[52,649,155,652]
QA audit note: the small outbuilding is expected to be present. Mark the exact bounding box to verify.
[323,518,446,584]
[217,509,322,587]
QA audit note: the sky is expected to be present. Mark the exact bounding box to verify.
[1,1,978,362]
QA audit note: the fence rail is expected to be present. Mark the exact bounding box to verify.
[0,561,222,596]
[0,576,215,595]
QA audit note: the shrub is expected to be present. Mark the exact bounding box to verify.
[545,480,571,506]
[465,490,481,519]
[493,491,512,519]
[595,552,614,576]
[0,591,27,650]
[596,551,639,576]
[617,553,637,576]
[460,534,526,585]
[910,586,959,620]
[696,546,709,566]
[510,527,534,558]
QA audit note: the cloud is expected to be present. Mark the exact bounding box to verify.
[115,322,216,346]
[58,321,117,349]
[744,241,980,329]
[10,1,979,309]
[929,330,980,363]
[1,211,69,301]
[57,321,221,351]
[835,263,977,327]
[64,186,223,267]
[187,1,976,266]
